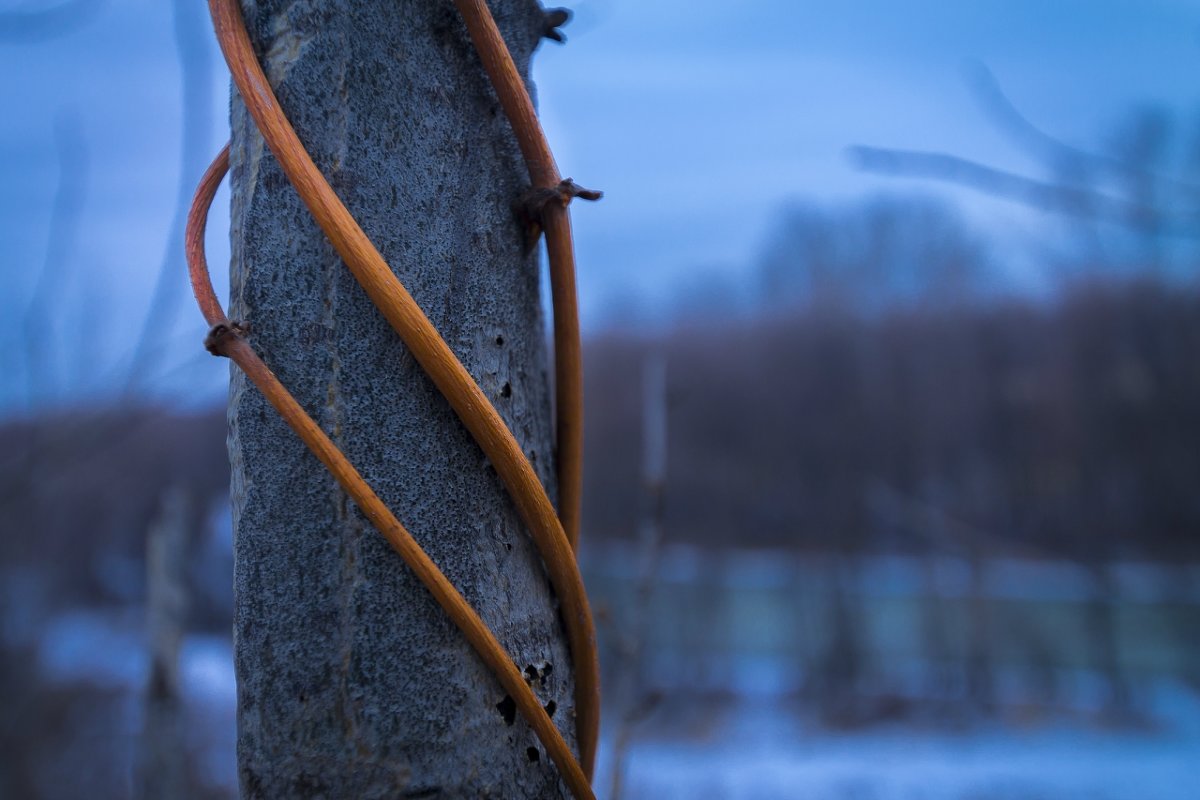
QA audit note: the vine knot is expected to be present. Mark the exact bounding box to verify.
[204,320,250,356]
[542,8,571,43]
[517,178,602,252]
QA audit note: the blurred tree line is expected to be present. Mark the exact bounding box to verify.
[585,273,1200,561]
[588,87,1200,563]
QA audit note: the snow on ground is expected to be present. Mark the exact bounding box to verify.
[30,611,239,795]
[180,635,238,793]
[24,592,1199,799]
[596,686,1200,800]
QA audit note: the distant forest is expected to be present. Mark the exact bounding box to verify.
[583,96,1200,562]
[585,278,1200,561]
[3,276,1198,621]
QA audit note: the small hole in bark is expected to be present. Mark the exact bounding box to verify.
[496,695,517,726]
[495,334,505,346]
[524,665,538,683]
[542,663,553,677]
[544,700,557,718]
[526,746,540,763]
[501,382,511,398]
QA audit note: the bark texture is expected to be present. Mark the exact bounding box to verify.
[227,1,575,796]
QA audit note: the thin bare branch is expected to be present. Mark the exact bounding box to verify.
[608,352,669,800]
[126,0,214,392]
[0,0,103,43]
[965,61,1200,197]
[23,110,86,409]
[848,145,1199,237]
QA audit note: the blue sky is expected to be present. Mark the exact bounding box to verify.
[0,0,1197,413]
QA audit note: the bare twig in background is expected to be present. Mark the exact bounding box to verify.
[965,62,1200,197]
[964,544,994,715]
[125,0,213,392]
[137,486,191,800]
[868,480,1047,561]
[609,352,668,800]
[0,0,103,43]
[1,5,101,413]
[22,111,86,410]
[850,64,1200,246]
[847,146,1192,233]
[1084,560,1132,720]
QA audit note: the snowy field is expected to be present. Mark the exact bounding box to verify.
[594,687,1200,800]
[16,546,1200,799]
[37,620,1198,799]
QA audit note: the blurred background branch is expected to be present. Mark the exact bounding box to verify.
[0,0,103,43]
[124,0,214,393]
[22,110,86,410]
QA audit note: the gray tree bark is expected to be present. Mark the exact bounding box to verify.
[227,1,575,796]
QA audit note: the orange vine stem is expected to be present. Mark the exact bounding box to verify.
[186,146,594,800]
[453,0,586,553]
[204,0,599,785]
[184,143,229,329]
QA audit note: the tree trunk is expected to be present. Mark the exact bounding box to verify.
[227,1,575,796]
